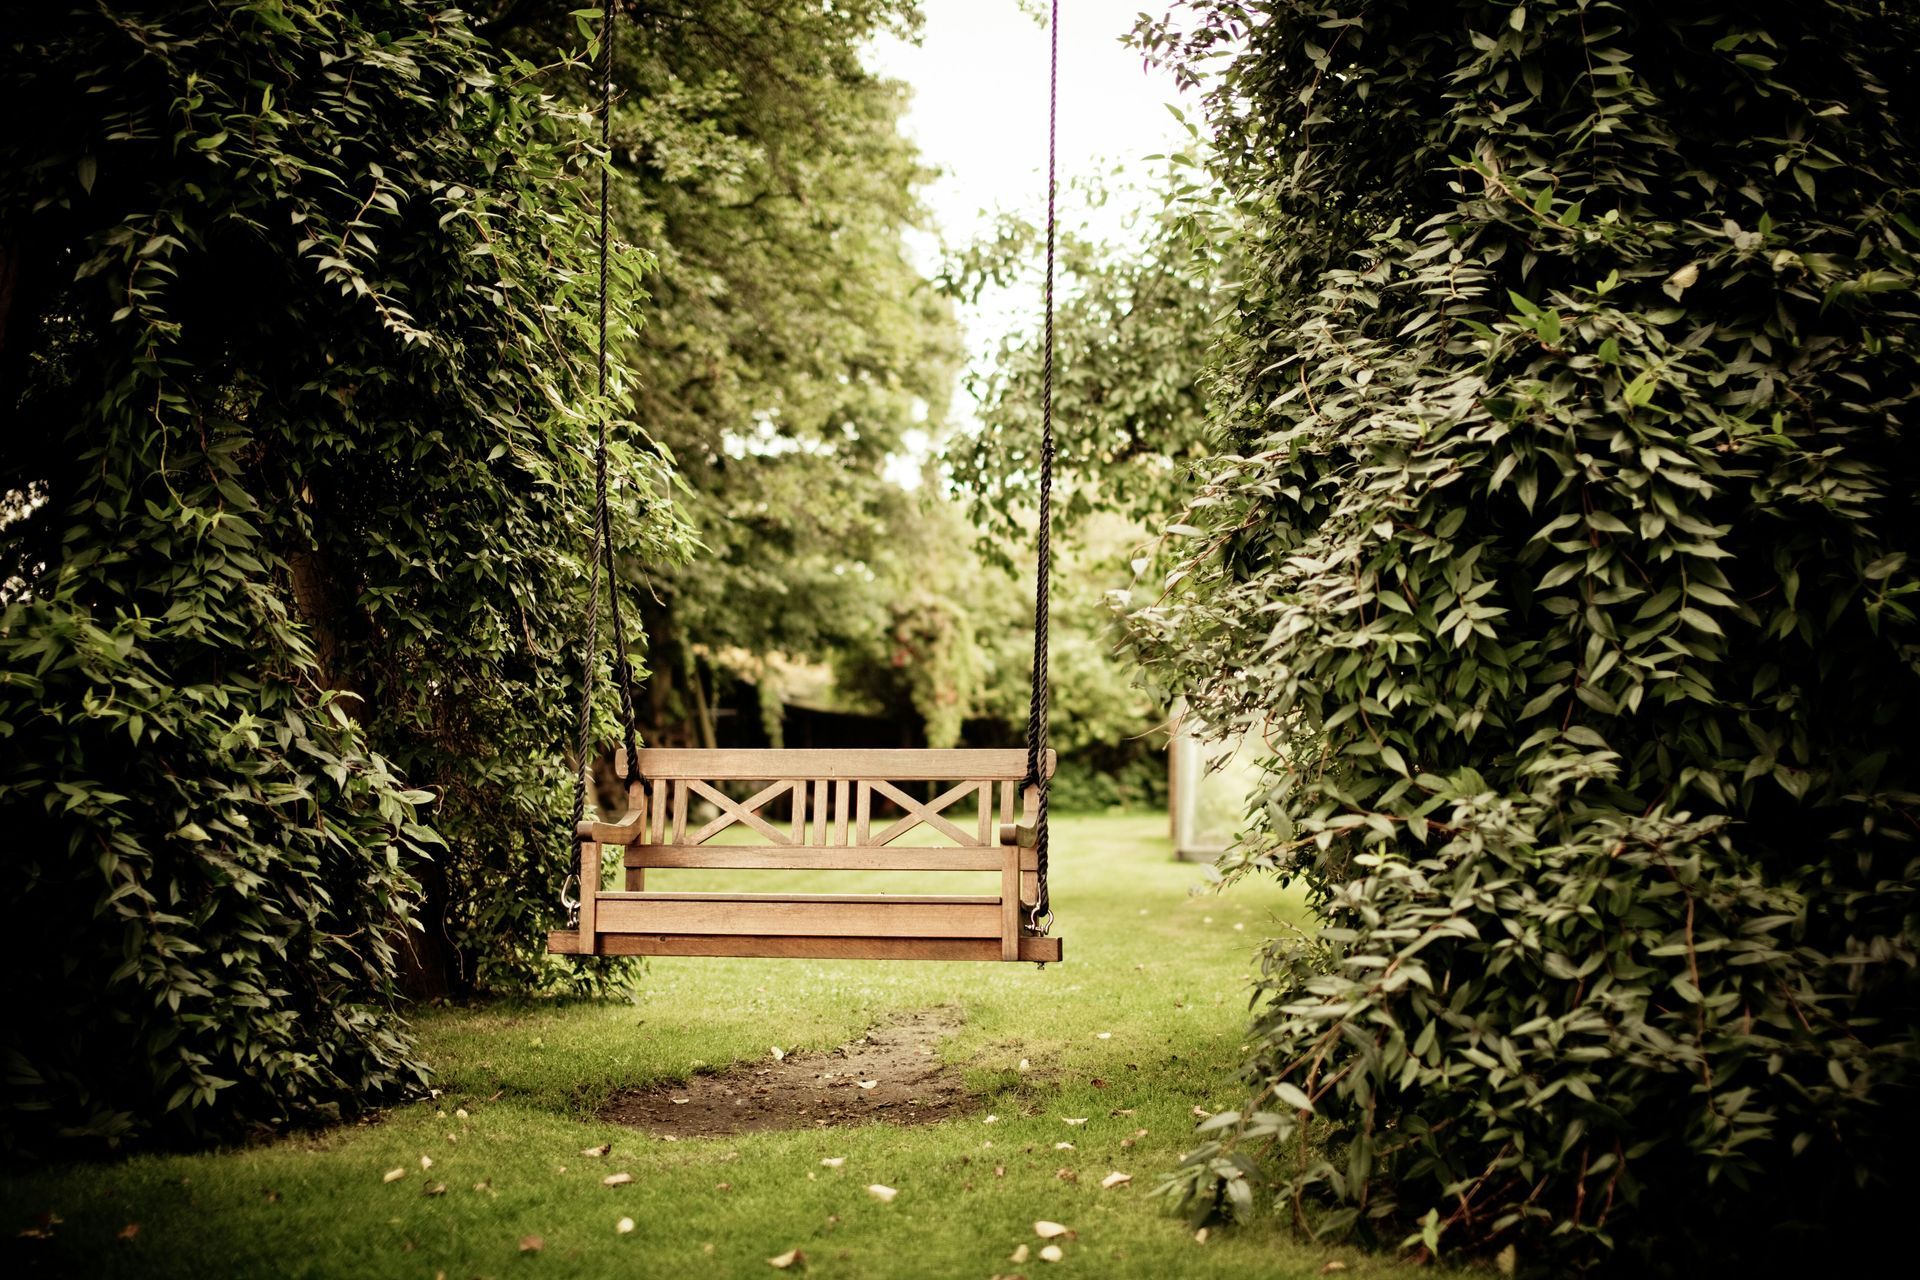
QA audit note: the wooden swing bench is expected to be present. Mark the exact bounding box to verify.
[547,748,1062,963]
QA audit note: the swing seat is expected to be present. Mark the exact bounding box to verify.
[547,748,1062,963]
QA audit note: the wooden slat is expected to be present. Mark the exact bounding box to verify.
[977,782,990,845]
[869,779,980,847]
[671,781,688,843]
[624,845,1039,871]
[791,777,808,844]
[579,816,644,844]
[856,781,871,844]
[812,780,828,846]
[686,778,791,845]
[651,779,667,844]
[833,779,850,846]
[628,748,1054,781]
[600,892,997,904]
[549,930,1062,963]
[577,839,598,951]
[1001,843,1020,961]
[595,895,1001,939]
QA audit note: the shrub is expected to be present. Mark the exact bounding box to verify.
[1129,0,1920,1269]
[0,1,679,1149]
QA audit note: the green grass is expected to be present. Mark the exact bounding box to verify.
[2,811,1430,1278]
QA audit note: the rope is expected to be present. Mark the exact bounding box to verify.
[568,3,635,881]
[1024,0,1059,935]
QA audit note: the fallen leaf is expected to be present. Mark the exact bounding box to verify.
[582,1143,612,1157]
[1192,1106,1211,1118]
[715,1182,732,1192]
[1056,1168,1077,1183]
[1034,1221,1070,1239]
[1120,1139,1136,1149]
[768,1248,805,1269]
[1062,1117,1087,1126]
[771,1046,786,1061]
[382,1168,406,1184]
[866,1184,898,1203]
[1101,1172,1132,1189]
[670,1097,690,1105]
[1040,1244,1065,1263]
[1194,1227,1210,1245]
[820,1157,846,1168]
[419,1155,434,1171]
[424,1183,447,1196]
[1010,1243,1030,1263]
[519,1235,544,1253]
[117,1223,140,1241]
[454,1108,469,1121]
[856,1081,878,1090]
[1054,1142,1075,1151]
[1017,1059,1031,1072]
[603,1172,634,1187]
[1320,1262,1349,1275]
[1096,1032,1111,1040]
[983,1114,999,1125]
[1496,1243,1518,1276]
[616,1217,635,1235]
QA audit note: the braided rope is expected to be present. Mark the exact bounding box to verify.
[568,5,627,860]
[1024,0,1059,935]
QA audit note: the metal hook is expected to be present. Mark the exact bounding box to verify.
[560,873,580,930]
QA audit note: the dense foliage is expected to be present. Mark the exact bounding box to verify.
[1129,0,1920,1269]
[493,0,967,751]
[0,0,680,1147]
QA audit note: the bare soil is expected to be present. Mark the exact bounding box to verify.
[599,1007,972,1138]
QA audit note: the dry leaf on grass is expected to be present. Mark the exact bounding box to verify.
[1040,1244,1065,1263]
[771,1046,786,1061]
[616,1217,635,1235]
[1320,1262,1349,1275]
[1010,1244,1030,1263]
[603,1172,634,1187]
[454,1108,469,1120]
[1096,1032,1112,1040]
[983,1114,999,1124]
[1495,1244,1517,1275]
[419,1155,433,1170]
[820,1157,846,1168]
[1053,1142,1075,1151]
[1194,1227,1210,1245]
[866,1184,898,1203]
[856,1080,878,1090]
[1062,1117,1087,1126]
[518,1235,544,1253]
[670,1097,690,1106]
[581,1143,611,1157]
[768,1248,805,1269]
[116,1223,140,1241]
[381,1168,406,1184]
[1101,1172,1132,1189]
[1017,1058,1031,1072]
[424,1183,447,1197]
[1033,1221,1070,1239]
[1191,1106,1211,1118]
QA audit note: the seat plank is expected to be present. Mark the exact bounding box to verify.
[594,895,1002,938]
[548,930,1063,963]
[624,845,1039,872]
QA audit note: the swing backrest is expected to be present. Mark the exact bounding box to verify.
[551,748,1061,963]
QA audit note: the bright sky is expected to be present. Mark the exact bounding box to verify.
[866,1,1191,477]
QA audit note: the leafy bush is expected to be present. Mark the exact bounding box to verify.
[0,1,679,1149]
[1130,0,1920,1269]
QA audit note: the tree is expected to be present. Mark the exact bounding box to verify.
[490,1,966,751]
[1130,0,1920,1269]
[0,0,681,1147]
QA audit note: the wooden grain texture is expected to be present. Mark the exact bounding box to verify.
[547,930,1062,963]
[595,895,1000,939]
[623,747,1055,781]
[622,844,1039,871]
[1001,843,1020,961]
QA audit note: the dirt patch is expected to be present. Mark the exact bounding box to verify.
[599,1007,973,1139]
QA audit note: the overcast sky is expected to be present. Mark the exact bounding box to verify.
[866,0,1190,443]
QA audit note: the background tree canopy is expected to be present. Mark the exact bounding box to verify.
[1127,0,1920,1270]
[0,0,685,1148]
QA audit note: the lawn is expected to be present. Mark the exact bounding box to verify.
[3,811,1430,1278]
